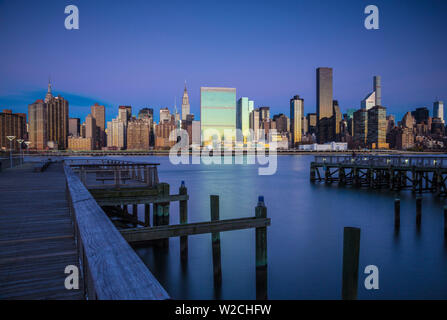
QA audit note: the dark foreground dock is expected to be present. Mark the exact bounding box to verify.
[0,162,83,299]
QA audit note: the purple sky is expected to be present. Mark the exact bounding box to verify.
[0,0,446,122]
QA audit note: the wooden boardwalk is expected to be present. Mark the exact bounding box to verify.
[0,162,83,300]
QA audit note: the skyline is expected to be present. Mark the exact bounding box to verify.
[1,0,447,122]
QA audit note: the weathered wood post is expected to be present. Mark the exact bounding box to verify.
[394,198,400,229]
[310,165,316,182]
[256,196,268,300]
[416,196,422,226]
[444,206,447,239]
[132,204,138,225]
[342,227,360,300]
[144,204,150,227]
[210,195,222,287]
[179,181,188,261]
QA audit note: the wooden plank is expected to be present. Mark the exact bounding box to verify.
[120,217,271,243]
[64,166,169,300]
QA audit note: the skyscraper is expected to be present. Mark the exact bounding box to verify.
[69,118,80,137]
[316,67,333,143]
[28,100,48,150]
[46,93,69,149]
[249,108,261,142]
[374,76,381,106]
[181,82,190,121]
[433,101,444,123]
[200,87,236,146]
[91,103,106,147]
[236,97,254,142]
[367,105,387,149]
[353,109,368,147]
[290,95,303,146]
[85,114,96,150]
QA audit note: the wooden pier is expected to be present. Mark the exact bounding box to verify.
[0,162,84,299]
[0,158,272,299]
[310,155,447,195]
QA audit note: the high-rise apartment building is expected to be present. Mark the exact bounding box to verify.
[91,103,106,147]
[290,95,303,146]
[316,67,333,143]
[127,119,151,150]
[411,107,429,124]
[46,95,69,149]
[374,76,381,106]
[85,114,96,150]
[200,87,236,146]
[160,108,171,123]
[28,100,48,150]
[333,100,342,141]
[249,108,261,142]
[0,110,26,150]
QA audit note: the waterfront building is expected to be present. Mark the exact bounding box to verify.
[85,114,96,149]
[69,118,80,137]
[155,121,176,149]
[191,120,201,147]
[118,106,132,125]
[259,106,270,122]
[316,67,333,143]
[290,95,303,147]
[298,142,348,151]
[200,87,236,146]
[433,101,444,123]
[91,103,106,147]
[353,108,368,147]
[0,110,26,150]
[127,119,151,150]
[46,95,69,150]
[333,100,342,141]
[28,100,48,150]
[107,119,126,149]
[181,82,191,121]
[249,108,261,142]
[272,114,289,133]
[367,105,388,149]
[68,136,93,151]
[236,97,254,143]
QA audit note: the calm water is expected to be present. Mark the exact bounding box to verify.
[87,155,447,299]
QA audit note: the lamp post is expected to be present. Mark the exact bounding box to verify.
[16,139,24,166]
[6,136,16,169]
[24,141,31,158]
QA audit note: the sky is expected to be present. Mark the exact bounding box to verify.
[0,0,446,123]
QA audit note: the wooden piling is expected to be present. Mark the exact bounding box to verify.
[144,204,150,227]
[416,197,422,226]
[132,204,138,221]
[394,198,400,229]
[256,196,268,300]
[210,195,222,287]
[179,181,188,261]
[342,227,360,300]
[444,206,447,238]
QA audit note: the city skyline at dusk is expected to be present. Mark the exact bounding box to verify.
[1,0,447,122]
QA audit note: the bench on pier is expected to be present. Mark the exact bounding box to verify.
[33,160,52,172]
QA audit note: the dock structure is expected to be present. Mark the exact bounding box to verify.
[0,162,84,299]
[0,158,271,300]
[310,155,447,195]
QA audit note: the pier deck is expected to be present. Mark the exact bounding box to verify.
[0,162,84,300]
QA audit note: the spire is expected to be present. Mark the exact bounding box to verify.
[184,80,187,93]
[44,78,53,103]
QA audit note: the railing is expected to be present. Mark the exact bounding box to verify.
[314,155,447,168]
[0,156,24,171]
[66,159,160,189]
[64,165,169,300]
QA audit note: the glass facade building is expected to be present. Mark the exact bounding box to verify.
[200,87,236,146]
[236,97,254,143]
